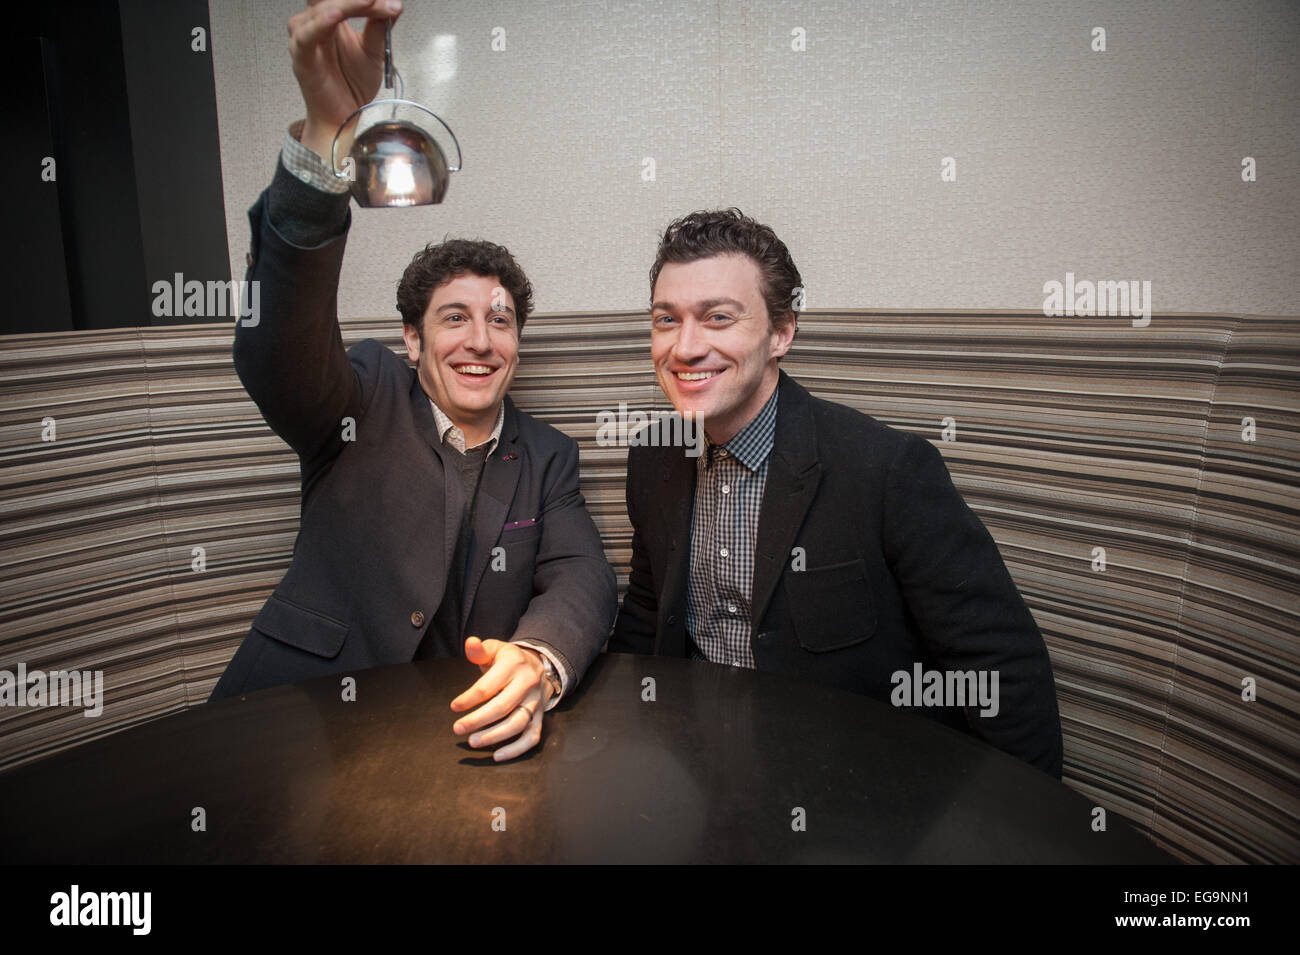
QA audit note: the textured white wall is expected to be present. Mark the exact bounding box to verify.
[210,0,1299,318]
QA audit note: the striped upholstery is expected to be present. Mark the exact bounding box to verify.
[0,311,1295,864]
[1154,318,1300,863]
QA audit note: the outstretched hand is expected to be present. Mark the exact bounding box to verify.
[287,0,404,159]
[450,636,552,762]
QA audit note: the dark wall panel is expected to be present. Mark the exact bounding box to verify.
[0,0,230,336]
[119,0,231,328]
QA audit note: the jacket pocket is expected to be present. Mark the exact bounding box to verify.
[784,558,877,652]
[250,593,349,659]
[499,521,543,545]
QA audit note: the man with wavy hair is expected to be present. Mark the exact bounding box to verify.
[210,0,615,762]
[610,208,1063,776]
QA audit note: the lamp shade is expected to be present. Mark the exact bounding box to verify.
[331,99,463,208]
[349,119,449,207]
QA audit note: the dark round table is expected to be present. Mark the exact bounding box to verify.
[0,654,1174,863]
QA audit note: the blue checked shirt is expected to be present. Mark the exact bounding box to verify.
[685,386,780,668]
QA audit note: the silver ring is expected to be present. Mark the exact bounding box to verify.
[518,704,536,721]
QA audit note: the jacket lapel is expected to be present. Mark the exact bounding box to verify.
[656,439,697,656]
[409,371,463,580]
[751,372,822,629]
[461,397,522,631]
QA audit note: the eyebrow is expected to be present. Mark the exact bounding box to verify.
[650,296,747,314]
[435,301,516,317]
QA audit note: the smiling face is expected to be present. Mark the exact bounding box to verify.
[402,272,519,446]
[650,254,796,446]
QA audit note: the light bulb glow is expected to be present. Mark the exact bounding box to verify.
[382,157,417,198]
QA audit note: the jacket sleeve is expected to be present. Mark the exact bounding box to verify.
[507,437,618,688]
[233,159,363,489]
[882,431,1064,777]
[609,446,660,654]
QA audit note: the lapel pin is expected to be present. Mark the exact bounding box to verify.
[502,452,518,461]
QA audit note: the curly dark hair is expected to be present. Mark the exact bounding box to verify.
[396,238,534,338]
[649,208,803,331]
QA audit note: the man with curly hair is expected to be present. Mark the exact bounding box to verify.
[210,0,615,762]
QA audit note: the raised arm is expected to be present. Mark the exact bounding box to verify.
[232,0,401,483]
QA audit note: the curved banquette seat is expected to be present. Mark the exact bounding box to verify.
[0,309,1296,863]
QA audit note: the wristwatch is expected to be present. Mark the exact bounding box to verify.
[540,655,563,699]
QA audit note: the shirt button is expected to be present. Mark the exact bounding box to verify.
[727,603,737,614]
[298,169,313,184]
[721,485,731,495]
[410,610,425,627]
[719,547,729,558]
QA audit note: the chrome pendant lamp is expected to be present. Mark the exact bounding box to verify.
[330,18,461,207]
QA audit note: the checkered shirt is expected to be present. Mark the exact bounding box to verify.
[685,385,780,668]
[429,400,504,454]
[281,121,351,193]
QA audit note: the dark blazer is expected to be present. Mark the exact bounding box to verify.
[610,370,1063,776]
[211,180,616,700]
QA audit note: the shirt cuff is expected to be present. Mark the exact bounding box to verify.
[265,123,353,248]
[282,119,351,194]
[511,640,571,711]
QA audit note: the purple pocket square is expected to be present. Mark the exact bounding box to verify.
[502,517,539,531]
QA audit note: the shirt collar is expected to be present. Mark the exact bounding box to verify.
[429,399,505,455]
[702,384,779,472]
